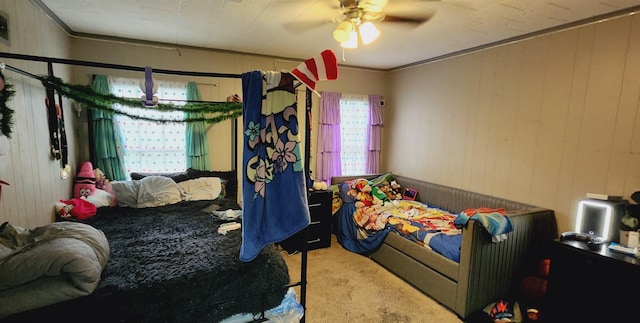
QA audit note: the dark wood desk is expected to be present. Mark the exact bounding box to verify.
[546,239,640,321]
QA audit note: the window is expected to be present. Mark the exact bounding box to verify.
[339,94,369,175]
[110,77,187,175]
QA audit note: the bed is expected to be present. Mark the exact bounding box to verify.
[331,172,468,261]
[332,173,517,262]
[0,169,298,323]
[0,54,314,323]
[331,173,558,319]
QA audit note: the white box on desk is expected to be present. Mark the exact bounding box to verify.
[620,230,639,248]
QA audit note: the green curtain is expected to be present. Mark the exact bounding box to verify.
[185,82,210,170]
[91,75,126,180]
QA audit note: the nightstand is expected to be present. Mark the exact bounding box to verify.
[545,239,640,322]
[279,190,332,253]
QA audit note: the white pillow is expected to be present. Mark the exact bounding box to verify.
[136,176,184,208]
[86,188,113,207]
[111,180,141,208]
[178,177,222,201]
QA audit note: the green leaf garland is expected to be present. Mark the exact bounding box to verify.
[0,72,243,137]
[39,75,243,124]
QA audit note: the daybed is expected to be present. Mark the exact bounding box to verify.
[0,169,298,323]
[331,173,558,320]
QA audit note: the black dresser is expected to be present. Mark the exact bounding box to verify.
[546,239,640,322]
[279,190,332,253]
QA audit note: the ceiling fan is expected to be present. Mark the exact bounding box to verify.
[325,0,439,48]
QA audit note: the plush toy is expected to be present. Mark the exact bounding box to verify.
[379,181,402,200]
[351,178,374,208]
[312,180,328,191]
[73,161,96,199]
[390,180,402,193]
[355,191,374,208]
[371,185,388,203]
[58,198,97,220]
[352,178,372,193]
[93,167,111,190]
[55,201,74,218]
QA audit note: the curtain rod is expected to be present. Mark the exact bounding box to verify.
[0,52,242,79]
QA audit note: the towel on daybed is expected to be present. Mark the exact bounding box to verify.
[454,207,513,242]
[0,221,110,318]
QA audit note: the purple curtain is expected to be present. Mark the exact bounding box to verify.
[315,92,342,184]
[366,94,382,173]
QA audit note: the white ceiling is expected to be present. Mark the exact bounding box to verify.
[33,0,640,70]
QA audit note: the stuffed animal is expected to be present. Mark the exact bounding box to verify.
[352,178,372,193]
[57,198,97,220]
[351,178,374,208]
[390,180,402,195]
[371,185,388,203]
[73,161,96,199]
[55,201,74,218]
[312,180,328,191]
[355,191,374,208]
[379,181,403,200]
[93,168,109,189]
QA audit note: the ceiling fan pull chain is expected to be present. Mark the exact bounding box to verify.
[341,47,347,63]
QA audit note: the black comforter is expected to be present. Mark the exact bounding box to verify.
[2,199,291,323]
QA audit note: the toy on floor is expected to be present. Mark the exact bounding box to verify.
[73,161,96,199]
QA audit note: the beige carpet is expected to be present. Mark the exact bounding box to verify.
[282,235,463,323]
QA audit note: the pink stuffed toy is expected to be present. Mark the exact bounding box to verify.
[73,161,96,199]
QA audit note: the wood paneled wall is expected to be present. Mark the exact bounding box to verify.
[0,0,74,228]
[385,13,640,234]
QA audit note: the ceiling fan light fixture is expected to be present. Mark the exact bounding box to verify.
[333,20,353,43]
[359,21,380,45]
[341,30,358,48]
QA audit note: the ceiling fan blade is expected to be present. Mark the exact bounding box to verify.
[381,13,434,25]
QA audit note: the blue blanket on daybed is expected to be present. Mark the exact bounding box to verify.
[333,180,463,262]
[333,178,514,263]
